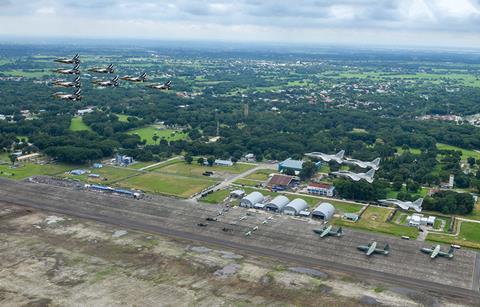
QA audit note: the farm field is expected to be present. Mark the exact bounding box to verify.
[127,126,187,144]
[119,172,216,198]
[0,163,74,180]
[333,206,418,239]
[69,116,92,132]
[427,221,480,250]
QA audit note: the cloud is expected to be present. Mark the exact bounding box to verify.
[0,0,479,48]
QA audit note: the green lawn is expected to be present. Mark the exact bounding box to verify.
[427,221,480,249]
[1,70,51,78]
[126,161,157,170]
[0,163,75,180]
[333,206,418,239]
[69,116,92,132]
[115,114,131,122]
[200,189,231,204]
[63,166,138,183]
[153,161,256,177]
[234,178,262,187]
[436,143,480,161]
[127,126,187,144]
[386,186,429,199]
[245,169,275,181]
[118,172,215,198]
[395,146,422,155]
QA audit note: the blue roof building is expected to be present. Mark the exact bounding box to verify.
[278,158,304,172]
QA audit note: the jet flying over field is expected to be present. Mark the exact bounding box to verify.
[52,89,82,101]
[92,76,119,87]
[313,225,343,238]
[379,198,423,212]
[52,76,81,88]
[357,242,389,256]
[88,64,115,74]
[331,169,375,183]
[305,150,345,164]
[53,64,80,75]
[54,54,80,65]
[147,80,172,90]
[343,157,381,170]
[421,245,454,259]
[121,72,147,82]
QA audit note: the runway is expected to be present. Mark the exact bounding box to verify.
[1,178,479,304]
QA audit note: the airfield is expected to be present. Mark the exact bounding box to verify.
[1,178,479,304]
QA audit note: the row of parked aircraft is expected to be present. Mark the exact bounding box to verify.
[313,225,454,259]
[51,54,172,101]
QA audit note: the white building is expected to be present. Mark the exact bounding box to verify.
[214,159,234,167]
[407,214,436,227]
[240,192,264,208]
[283,199,309,216]
[307,182,335,197]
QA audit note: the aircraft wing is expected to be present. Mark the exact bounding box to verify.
[320,226,331,238]
[366,242,377,256]
[431,245,441,259]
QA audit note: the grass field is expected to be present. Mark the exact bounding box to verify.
[436,143,480,161]
[127,126,187,144]
[126,162,157,170]
[63,166,138,183]
[69,116,92,132]
[427,221,480,249]
[234,178,262,187]
[153,160,256,177]
[200,189,231,204]
[0,163,74,180]
[119,172,215,198]
[395,146,422,155]
[1,69,51,78]
[333,206,418,238]
[386,186,429,199]
[115,114,131,122]
[245,169,275,181]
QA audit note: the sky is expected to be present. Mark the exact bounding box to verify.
[0,0,479,49]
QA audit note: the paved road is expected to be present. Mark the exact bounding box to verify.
[1,178,479,304]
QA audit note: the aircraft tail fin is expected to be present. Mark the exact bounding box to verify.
[448,246,455,255]
[372,158,381,167]
[108,64,114,68]
[384,244,390,252]
[74,53,79,59]
[112,75,119,82]
[73,64,80,70]
[366,169,375,178]
[337,227,343,235]
[74,76,80,82]
[336,150,345,159]
[413,198,424,208]
[140,72,147,80]
[74,88,81,96]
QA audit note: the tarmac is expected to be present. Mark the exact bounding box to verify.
[1,177,479,304]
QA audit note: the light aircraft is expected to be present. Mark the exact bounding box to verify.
[252,226,258,231]
[305,150,345,164]
[379,198,423,212]
[357,242,390,256]
[420,245,454,259]
[54,54,80,65]
[344,157,381,170]
[121,72,147,82]
[331,169,376,183]
[147,80,172,90]
[53,76,81,88]
[313,225,343,238]
[92,76,119,87]
[245,231,252,236]
[88,64,115,74]
[53,64,80,75]
[52,89,82,101]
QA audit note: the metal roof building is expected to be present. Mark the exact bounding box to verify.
[312,202,335,220]
[240,191,264,208]
[284,198,309,216]
[278,158,304,172]
[265,195,290,212]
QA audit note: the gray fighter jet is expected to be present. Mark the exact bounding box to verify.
[88,64,115,74]
[52,89,82,101]
[313,225,343,238]
[92,76,119,87]
[147,80,172,90]
[379,198,423,212]
[331,169,375,183]
[344,157,381,170]
[54,54,80,65]
[53,64,80,75]
[305,150,345,164]
[357,242,389,256]
[53,76,81,88]
[420,245,454,259]
[121,72,147,82]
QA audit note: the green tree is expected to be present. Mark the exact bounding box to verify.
[299,161,317,180]
[8,154,16,165]
[152,134,159,145]
[197,157,205,165]
[468,157,476,167]
[184,154,193,164]
[207,156,215,167]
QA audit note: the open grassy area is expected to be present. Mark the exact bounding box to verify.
[115,114,131,122]
[436,143,480,161]
[427,221,480,250]
[63,166,139,184]
[386,186,429,199]
[69,116,92,132]
[333,206,418,239]
[153,160,256,177]
[127,126,187,144]
[126,161,157,170]
[200,189,231,204]
[118,172,215,198]
[0,163,74,180]
[395,146,422,155]
[1,69,51,78]
[234,178,262,187]
[245,169,275,181]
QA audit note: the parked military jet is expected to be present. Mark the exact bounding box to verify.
[53,64,80,75]
[92,76,119,87]
[120,72,147,82]
[343,157,381,170]
[53,76,81,88]
[54,53,80,65]
[88,64,115,74]
[305,150,345,164]
[147,80,172,90]
[379,198,423,212]
[421,245,454,259]
[357,242,389,256]
[313,225,343,238]
[331,169,375,183]
[52,89,82,101]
